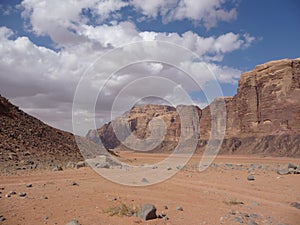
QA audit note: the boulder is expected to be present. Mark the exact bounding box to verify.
[137,204,157,221]
[277,168,290,175]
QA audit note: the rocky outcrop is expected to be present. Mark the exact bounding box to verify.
[0,95,107,172]
[87,58,300,156]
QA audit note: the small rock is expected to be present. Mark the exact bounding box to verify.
[9,191,16,195]
[250,213,261,219]
[164,216,169,221]
[53,166,63,171]
[277,169,290,175]
[26,184,32,188]
[66,162,76,168]
[19,192,26,197]
[66,219,81,225]
[5,194,11,198]
[75,161,86,169]
[0,216,6,221]
[157,211,167,218]
[247,220,258,225]
[71,181,78,186]
[137,204,157,221]
[247,175,255,181]
[164,205,168,210]
[290,202,300,209]
[176,206,183,211]
[288,163,297,169]
[42,196,48,199]
[141,178,149,183]
[233,216,243,223]
[167,167,172,170]
[176,165,185,170]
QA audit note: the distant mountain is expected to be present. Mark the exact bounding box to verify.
[87,58,300,157]
[0,95,106,172]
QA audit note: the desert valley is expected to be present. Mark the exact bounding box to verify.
[1,58,300,225]
[1,1,300,225]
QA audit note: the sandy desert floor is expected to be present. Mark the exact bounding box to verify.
[0,153,300,225]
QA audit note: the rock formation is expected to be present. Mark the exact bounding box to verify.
[87,58,300,156]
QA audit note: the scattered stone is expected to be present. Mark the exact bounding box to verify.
[137,204,157,221]
[247,175,255,181]
[233,216,243,223]
[26,184,32,188]
[41,196,48,199]
[247,220,258,225]
[158,212,167,219]
[277,169,290,175]
[164,205,168,210]
[141,178,149,183]
[66,162,76,168]
[0,216,5,221]
[19,192,26,197]
[43,216,49,220]
[66,219,81,225]
[176,206,183,211]
[164,216,169,221]
[71,181,78,186]
[6,191,16,197]
[75,161,86,169]
[288,163,297,169]
[176,165,185,170]
[250,213,261,219]
[5,194,11,198]
[290,202,300,209]
[53,166,63,171]
[167,167,172,170]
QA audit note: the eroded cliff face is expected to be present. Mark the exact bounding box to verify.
[231,59,300,135]
[87,58,300,156]
[87,104,201,152]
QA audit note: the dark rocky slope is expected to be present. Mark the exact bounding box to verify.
[0,95,106,172]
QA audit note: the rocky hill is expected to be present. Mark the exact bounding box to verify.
[0,95,106,172]
[87,58,300,157]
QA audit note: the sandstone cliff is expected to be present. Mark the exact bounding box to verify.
[87,58,300,156]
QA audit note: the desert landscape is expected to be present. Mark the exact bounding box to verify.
[1,1,300,225]
[0,153,300,225]
[1,58,300,225]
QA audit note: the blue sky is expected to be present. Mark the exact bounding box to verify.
[0,0,299,133]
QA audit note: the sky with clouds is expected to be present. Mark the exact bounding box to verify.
[0,0,299,135]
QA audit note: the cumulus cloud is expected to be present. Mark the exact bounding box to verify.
[131,0,237,29]
[0,1,255,135]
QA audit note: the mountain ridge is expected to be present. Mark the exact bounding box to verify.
[87,58,300,156]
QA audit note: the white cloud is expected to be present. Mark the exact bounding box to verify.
[131,0,237,29]
[0,22,251,134]
[0,0,255,135]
